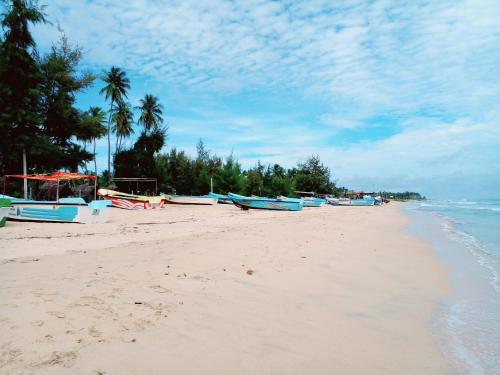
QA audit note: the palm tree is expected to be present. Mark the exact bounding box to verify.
[112,100,134,156]
[99,67,130,173]
[81,107,107,176]
[136,94,163,132]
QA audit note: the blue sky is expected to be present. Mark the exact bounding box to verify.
[32,0,500,198]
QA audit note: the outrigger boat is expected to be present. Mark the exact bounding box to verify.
[98,189,166,209]
[1,172,109,223]
[0,198,11,227]
[229,193,303,211]
[162,194,217,205]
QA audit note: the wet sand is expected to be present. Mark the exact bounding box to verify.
[0,202,450,374]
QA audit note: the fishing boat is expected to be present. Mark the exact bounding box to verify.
[0,196,109,223]
[208,192,233,204]
[162,194,217,205]
[229,193,303,211]
[277,196,324,207]
[1,172,109,223]
[0,198,11,227]
[336,195,376,206]
[98,188,165,209]
[326,197,339,205]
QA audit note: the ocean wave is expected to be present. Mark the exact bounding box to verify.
[419,201,500,213]
[440,220,500,294]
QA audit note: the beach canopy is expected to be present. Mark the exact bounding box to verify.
[4,172,96,182]
[3,172,97,200]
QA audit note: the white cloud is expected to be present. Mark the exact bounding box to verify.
[319,114,361,129]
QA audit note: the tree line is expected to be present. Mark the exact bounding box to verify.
[378,192,425,201]
[115,139,344,196]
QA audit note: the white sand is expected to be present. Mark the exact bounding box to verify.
[0,203,450,374]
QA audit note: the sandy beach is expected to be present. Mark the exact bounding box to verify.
[0,202,451,374]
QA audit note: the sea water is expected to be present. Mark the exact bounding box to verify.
[405,200,500,375]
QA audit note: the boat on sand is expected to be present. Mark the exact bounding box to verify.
[162,194,217,205]
[208,192,233,204]
[334,195,376,206]
[278,196,324,207]
[0,196,109,223]
[0,198,11,227]
[229,193,303,211]
[2,172,109,223]
[98,189,165,209]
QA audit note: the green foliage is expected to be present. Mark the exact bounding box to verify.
[81,107,107,175]
[137,94,163,132]
[112,100,134,154]
[244,167,264,196]
[116,145,340,198]
[114,127,166,182]
[293,155,333,194]
[379,191,425,200]
[216,154,245,194]
[0,0,45,174]
[0,2,97,176]
[100,66,130,173]
[35,34,95,172]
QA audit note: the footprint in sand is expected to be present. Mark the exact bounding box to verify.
[30,320,44,327]
[149,285,172,294]
[80,296,105,305]
[44,334,55,342]
[88,326,102,338]
[34,351,77,368]
[47,311,66,319]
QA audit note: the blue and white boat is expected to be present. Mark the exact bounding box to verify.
[0,198,11,227]
[336,195,376,206]
[208,192,233,204]
[0,195,109,223]
[162,194,217,205]
[1,172,111,223]
[278,196,324,207]
[229,193,303,211]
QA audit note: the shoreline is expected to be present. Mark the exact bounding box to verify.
[404,203,500,374]
[0,203,451,374]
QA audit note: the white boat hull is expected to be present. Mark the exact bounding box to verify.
[163,195,216,205]
[0,207,10,227]
[7,202,109,223]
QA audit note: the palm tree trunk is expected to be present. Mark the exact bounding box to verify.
[107,100,113,174]
[115,134,118,165]
[118,136,122,155]
[22,147,28,199]
[83,141,88,172]
[93,138,97,176]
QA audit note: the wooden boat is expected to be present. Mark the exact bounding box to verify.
[2,172,109,223]
[229,193,303,211]
[162,194,217,205]
[336,195,375,206]
[98,188,165,209]
[208,192,233,204]
[0,198,11,227]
